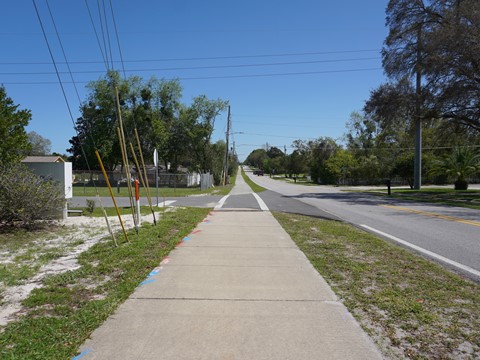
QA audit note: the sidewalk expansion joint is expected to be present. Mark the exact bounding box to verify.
[213,209,265,212]
[165,265,301,268]
[180,245,298,249]
[130,297,333,303]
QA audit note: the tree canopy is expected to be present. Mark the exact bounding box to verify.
[0,86,31,165]
[379,0,480,133]
[27,131,52,156]
[67,72,228,177]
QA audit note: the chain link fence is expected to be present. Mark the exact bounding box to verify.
[72,170,213,189]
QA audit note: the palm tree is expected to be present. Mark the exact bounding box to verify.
[431,147,480,190]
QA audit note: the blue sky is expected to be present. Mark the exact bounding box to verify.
[1,0,388,161]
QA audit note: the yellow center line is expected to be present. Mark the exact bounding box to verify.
[382,205,480,227]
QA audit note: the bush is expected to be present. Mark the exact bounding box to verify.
[86,199,96,213]
[0,164,65,228]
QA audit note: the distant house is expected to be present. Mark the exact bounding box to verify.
[22,156,65,163]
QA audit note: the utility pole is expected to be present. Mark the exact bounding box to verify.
[414,25,423,190]
[223,105,231,185]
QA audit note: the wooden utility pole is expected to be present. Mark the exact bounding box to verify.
[223,106,231,185]
[414,25,423,190]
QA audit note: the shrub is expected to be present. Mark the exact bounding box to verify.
[86,199,96,213]
[430,147,480,190]
[0,164,65,228]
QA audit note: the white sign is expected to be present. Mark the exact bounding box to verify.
[153,149,158,167]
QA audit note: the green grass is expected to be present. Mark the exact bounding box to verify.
[362,188,480,210]
[241,168,266,193]
[274,211,480,359]
[70,205,165,218]
[73,184,228,197]
[272,175,317,185]
[0,207,210,359]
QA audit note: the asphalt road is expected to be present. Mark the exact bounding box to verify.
[243,169,480,281]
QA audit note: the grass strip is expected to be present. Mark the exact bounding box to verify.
[358,188,480,210]
[74,184,228,197]
[273,211,480,359]
[241,168,266,193]
[0,207,210,360]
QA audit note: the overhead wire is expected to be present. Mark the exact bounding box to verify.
[0,67,382,85]
[84,0,108,67]
[0,48,381,65]
[96,0,111,70]
[0,57,381,76]
[44,0,82,104]
[101,0,114,70]
[108,0,126,77]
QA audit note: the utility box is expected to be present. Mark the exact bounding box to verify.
[22,156,73,219]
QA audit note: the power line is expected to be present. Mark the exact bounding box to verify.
[0,57,380,75]
[31,0,76,131]
[0,49,381,65]
[45,0,82,104]
[108,0,126,78]
[84,0,108,68]
[0,67,382,84]
[236,121,345,129]
[239,132,317,140]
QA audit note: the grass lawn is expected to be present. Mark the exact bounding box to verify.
[274,211,480,359]
[362,188,480,210]
[0,207,210,359]
[271,174,317,185]
[73,177,236,198]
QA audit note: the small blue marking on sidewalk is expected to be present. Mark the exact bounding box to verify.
[148,270,159,277]
[183,237,191,241]
[72,349,92,360]
[140,279,155,286]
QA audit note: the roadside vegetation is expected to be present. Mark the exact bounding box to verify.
[73,182,234,198]
[241,168,266,193]
[362,188,480,211]
[0,164,65,229]
[274,211,480,359]
[0,207,209,359]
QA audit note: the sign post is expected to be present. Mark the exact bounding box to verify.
[134,178,140,228]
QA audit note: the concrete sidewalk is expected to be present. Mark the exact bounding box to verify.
[77,196,383,359]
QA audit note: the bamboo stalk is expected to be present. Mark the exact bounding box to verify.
[95,150,129,243]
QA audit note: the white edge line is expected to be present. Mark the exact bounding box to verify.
[214,195,230,210]
[361,224,480,278]
[252,192,269,211]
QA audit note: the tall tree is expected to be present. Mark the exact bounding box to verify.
[0,86,31,165]
[425,0,480,132]
[187,96,229,173]
[68,72,124,170]
[27,131,51,156]
[382,0,480,133]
